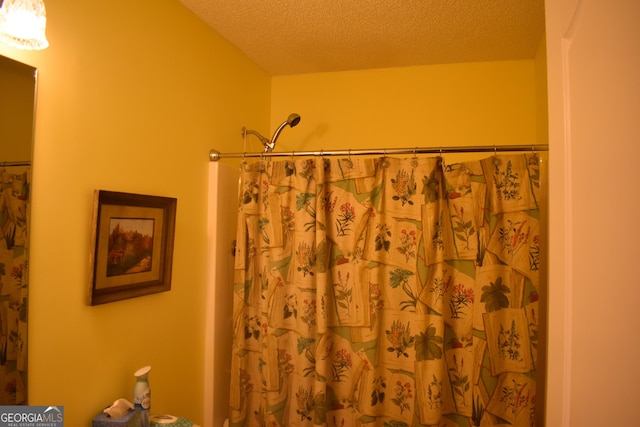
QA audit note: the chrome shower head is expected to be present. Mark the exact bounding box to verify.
[265,113,302,153]
[243,113,302,153]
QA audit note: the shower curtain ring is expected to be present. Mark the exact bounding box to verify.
[529,145,540,165]
[438,147,445,167]
[493,145,501,166]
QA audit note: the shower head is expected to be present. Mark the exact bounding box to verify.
[243,113,302,153]
[286,113,301,127]
[265,113,302,153]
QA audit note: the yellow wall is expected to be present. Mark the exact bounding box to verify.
[270,59,543,164]
[0,0,547,425]
[0,0,270,425]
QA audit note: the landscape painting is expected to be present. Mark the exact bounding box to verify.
[107,218,155,277]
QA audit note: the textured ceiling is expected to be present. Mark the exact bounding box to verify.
[179,0,546,76]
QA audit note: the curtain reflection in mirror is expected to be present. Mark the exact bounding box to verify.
[0,164,29,404]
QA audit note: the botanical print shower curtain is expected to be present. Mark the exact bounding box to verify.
[0,165,29,404]
[230,154,543,427]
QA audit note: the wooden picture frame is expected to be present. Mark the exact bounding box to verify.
[89,190,177,305]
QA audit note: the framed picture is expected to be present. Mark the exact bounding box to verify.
[89,190,177,305]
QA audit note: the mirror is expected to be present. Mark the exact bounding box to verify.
[0,54,36,404]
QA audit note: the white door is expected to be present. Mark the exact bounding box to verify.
[546,0,640,425]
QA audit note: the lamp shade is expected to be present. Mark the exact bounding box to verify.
[0,0,49,50]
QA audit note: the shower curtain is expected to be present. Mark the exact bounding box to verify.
[0,165,29,404]
[230,154,543,427]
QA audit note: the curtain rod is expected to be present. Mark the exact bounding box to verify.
[209,144,548,161]
[1,160,31,167]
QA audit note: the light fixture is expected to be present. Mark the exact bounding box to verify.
[0,0,49,50]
